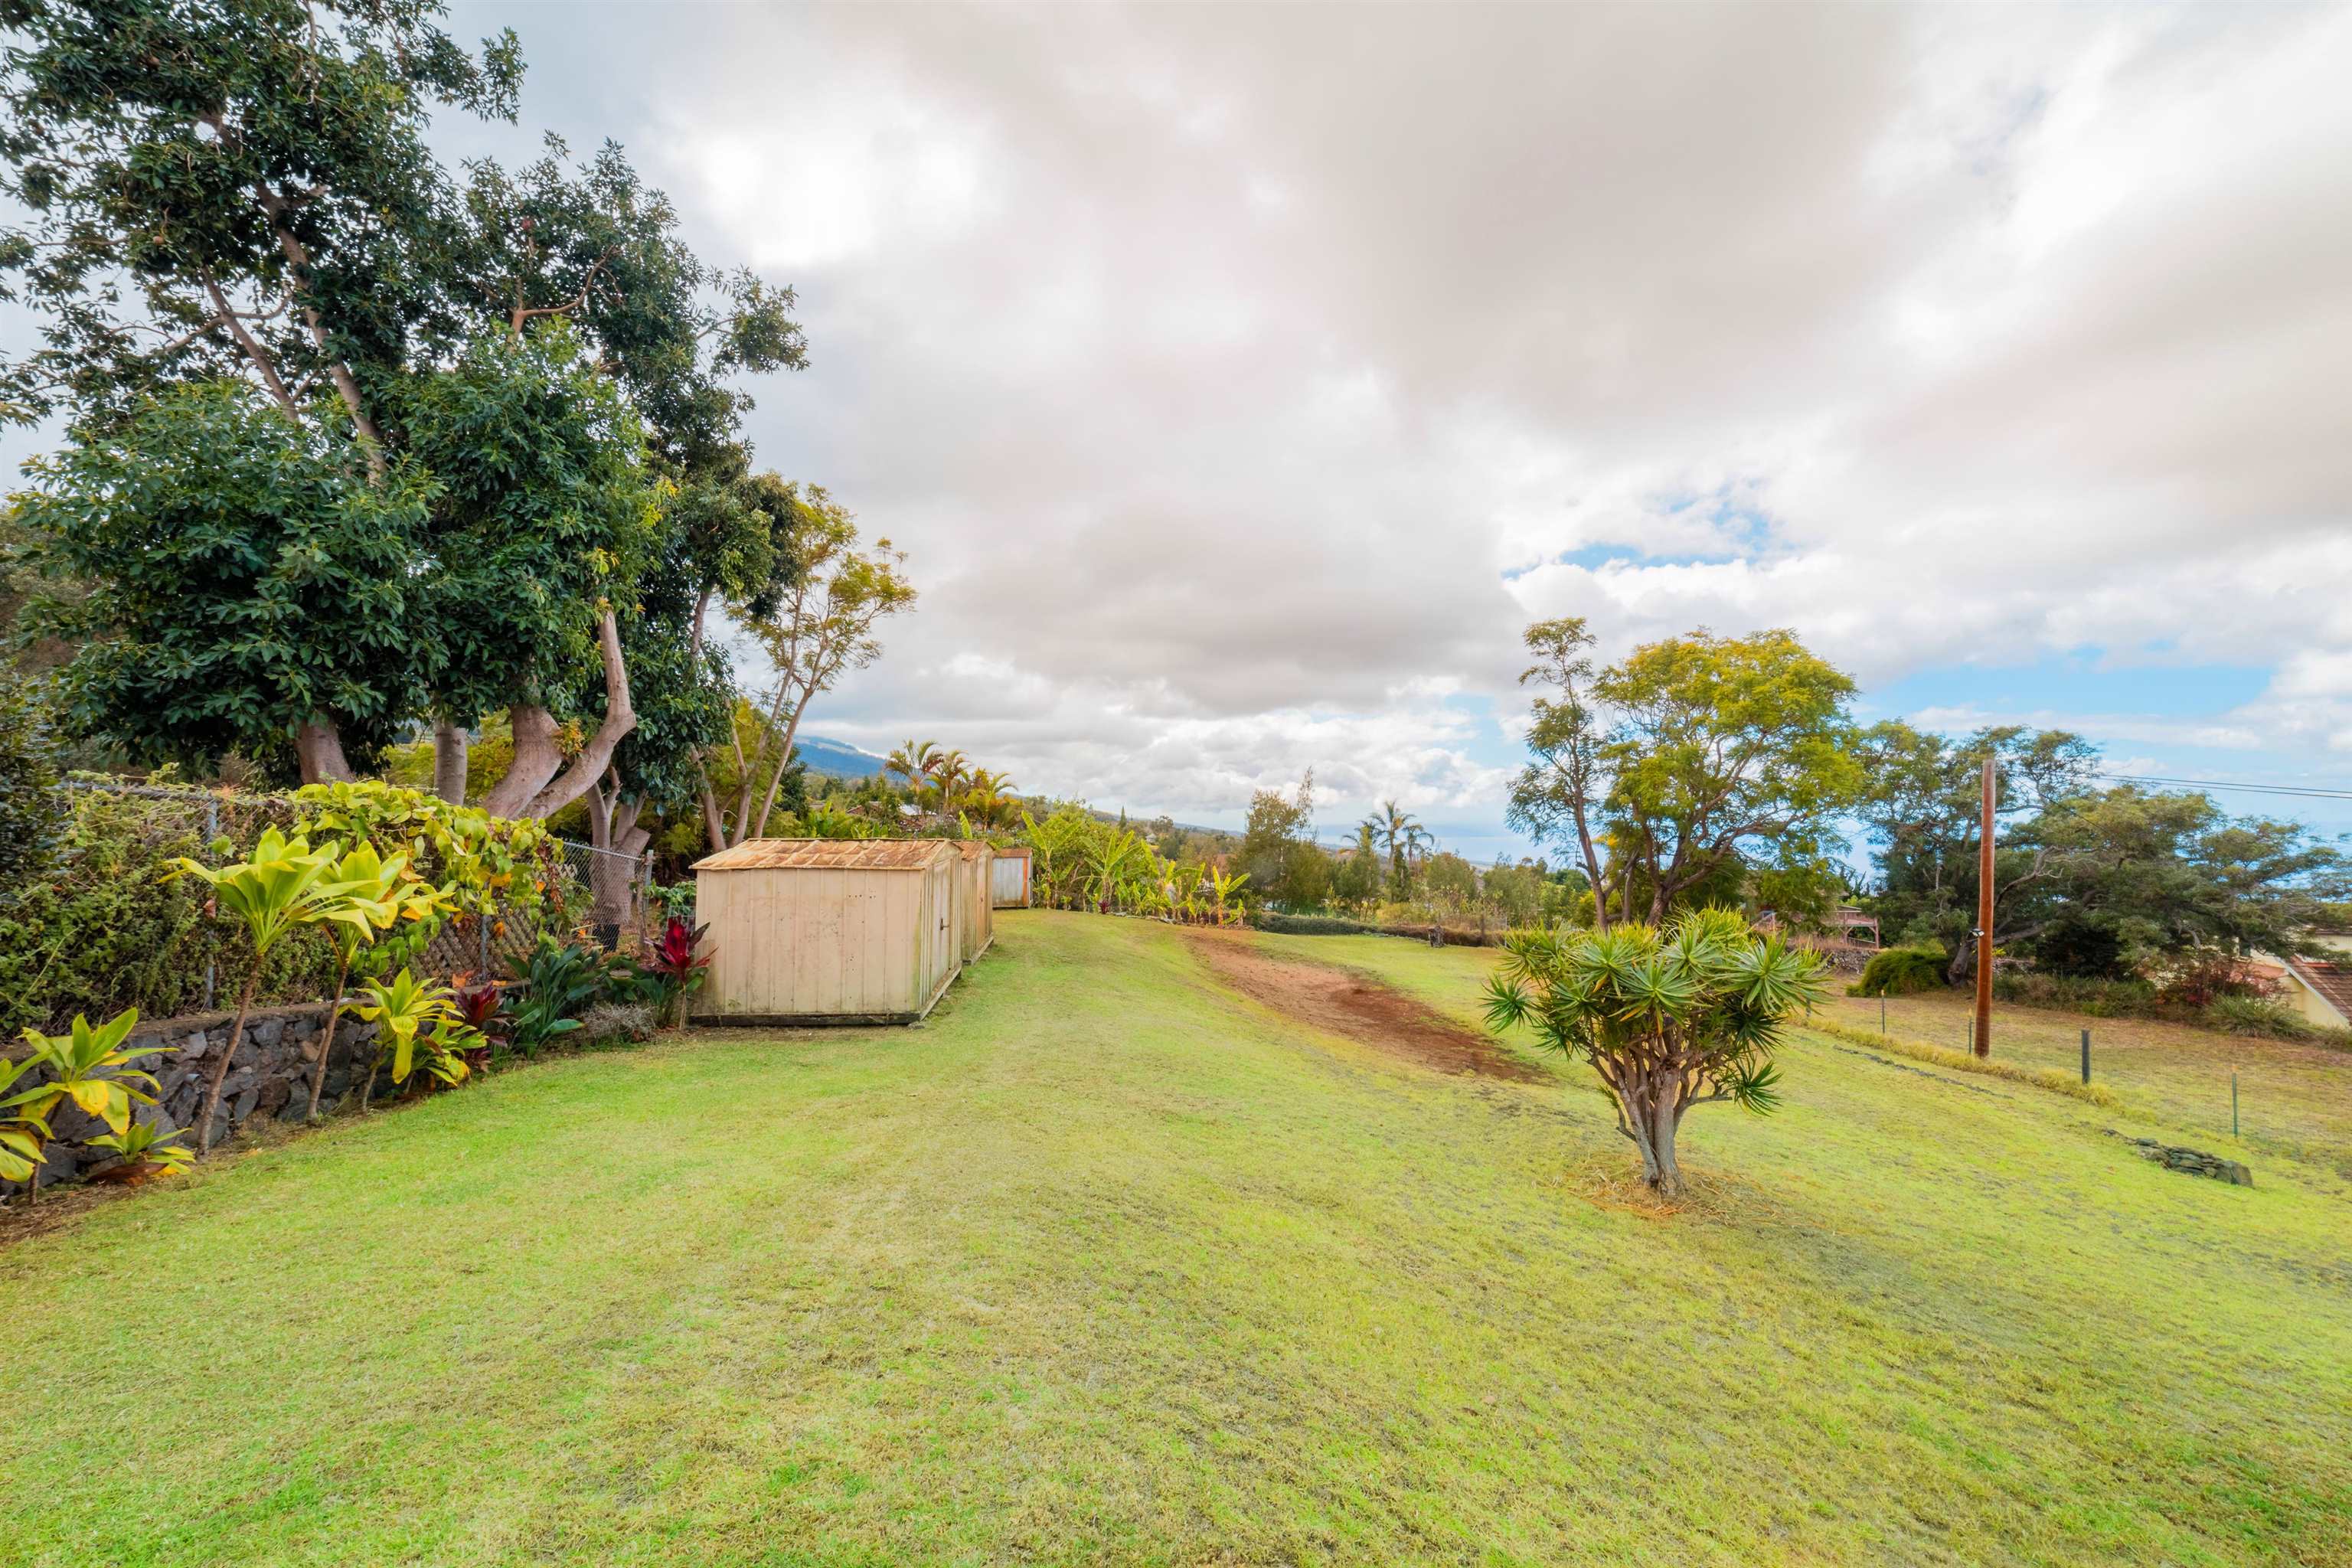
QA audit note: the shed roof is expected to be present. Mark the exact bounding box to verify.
[693,838,952,873]
[954,840,994,861]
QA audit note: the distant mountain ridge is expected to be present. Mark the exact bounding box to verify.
[789,740,1247,848]
[793,735,889,779]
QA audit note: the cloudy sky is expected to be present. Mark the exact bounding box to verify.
[31,2,2352,858]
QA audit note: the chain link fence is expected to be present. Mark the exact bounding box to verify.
[11,779,650,1034]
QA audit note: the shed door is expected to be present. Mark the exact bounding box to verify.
[931,860,956,997]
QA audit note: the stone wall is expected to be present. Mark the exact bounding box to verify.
[19,999,382,1190]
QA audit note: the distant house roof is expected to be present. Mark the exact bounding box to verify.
[693,838,952,873]
[2285,956,2352,1025]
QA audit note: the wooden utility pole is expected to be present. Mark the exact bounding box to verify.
[1974,756,1995,1058]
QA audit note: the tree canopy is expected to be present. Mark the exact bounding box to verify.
[0,0,851,822]
[1509,619,1860,928]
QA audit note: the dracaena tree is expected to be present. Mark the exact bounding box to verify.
[168,827,377,1151]
[1483,906,1824,1197]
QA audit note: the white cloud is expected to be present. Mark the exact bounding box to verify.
[31,3,2342,841]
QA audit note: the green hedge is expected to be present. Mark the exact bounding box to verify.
[0,786,340,1037]
[1252,912,1377,936]
[1853,946,1949,998]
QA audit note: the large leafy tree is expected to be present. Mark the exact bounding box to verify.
[1854,720,2099,981]
[0,0,517,777]
[1238,772,1328,910]
[1,1,806,811]
[390,323,655,818]
[1856,722,2350,982]
[1510,619,1861,928]
[13,384,432,776]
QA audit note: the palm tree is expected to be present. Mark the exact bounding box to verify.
[963,769,1018,829]
[926,748,972,818]
[1370,800,1432,900]
[884,740,942,801]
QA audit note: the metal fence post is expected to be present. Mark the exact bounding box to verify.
[2080,1028,2090,1085]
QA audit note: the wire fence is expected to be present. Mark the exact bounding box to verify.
[14,779,652,1033]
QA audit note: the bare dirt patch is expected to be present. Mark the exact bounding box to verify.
[1183,929,1547,1083]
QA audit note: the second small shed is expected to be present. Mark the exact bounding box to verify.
[691,838,960,1025]
[990,844,1033,908]
[953,841,995,963]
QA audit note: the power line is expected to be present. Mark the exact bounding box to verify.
[2099,772,2352,803]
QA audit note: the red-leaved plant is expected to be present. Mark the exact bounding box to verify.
[450,983,508,1071]
[646,918,713,1027]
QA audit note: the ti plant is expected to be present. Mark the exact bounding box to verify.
[2,1008,174,1187]
[168,828,380,1152]
[301,841,450,1122]
[348,969,468,1112]
[449,984,508,1071]
[645,918,713,1027]
[86,1119,196,1184]
[1481,906,1824,1197]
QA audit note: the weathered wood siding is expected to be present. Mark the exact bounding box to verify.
[694,839,962,1021]
[954,843,993,963]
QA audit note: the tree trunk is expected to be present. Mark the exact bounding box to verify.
[303,955,354,1122]
[196,969,260,1154]
[295,720,355,786]
[750,687,810,840]
[585,771,650,928]
[1612,1073,1686,1197]
[699,769,729,855]
[1947,929,1978,988]
[479,611,638,821]
[432,719,469,805]
[1649,1095,1684,1197]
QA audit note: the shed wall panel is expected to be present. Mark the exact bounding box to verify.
[694,839,962,1021]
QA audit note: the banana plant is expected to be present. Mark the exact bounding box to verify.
[1085,835,1145,913]
[169,828,379,1152]
[348,969,467,1111]
[1207,866,1250,926]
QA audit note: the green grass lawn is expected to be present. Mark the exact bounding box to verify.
[5,913,2349,1566]
[1823,986,2352,1191]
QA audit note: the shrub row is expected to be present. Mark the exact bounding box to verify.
[1253,912,1378,936]
[1807,1018,2121,1108]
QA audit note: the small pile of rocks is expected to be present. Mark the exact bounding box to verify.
[2105,1130,2252,1186]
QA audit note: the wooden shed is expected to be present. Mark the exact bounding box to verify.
[691,839,961,1025]
[952,841,995,963]
[990,844,1033,908]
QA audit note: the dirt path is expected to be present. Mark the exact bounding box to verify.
[1183,929,1547,1083]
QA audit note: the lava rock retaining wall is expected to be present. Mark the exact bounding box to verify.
[16,999,381,1190]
